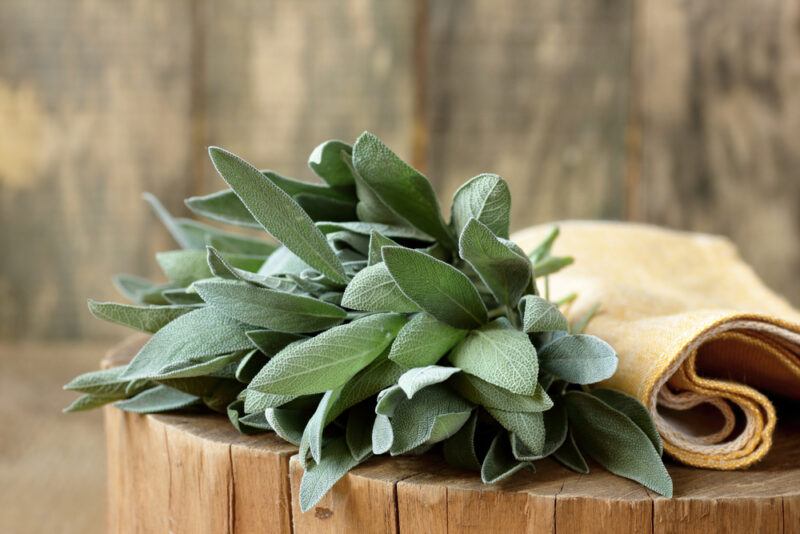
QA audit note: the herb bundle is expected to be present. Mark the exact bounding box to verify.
[66,132,672,510]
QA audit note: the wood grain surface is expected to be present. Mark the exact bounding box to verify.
[104,404,800,534]
[1,0,798,335]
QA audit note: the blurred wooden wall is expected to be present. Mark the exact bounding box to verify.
[0,0,798,341]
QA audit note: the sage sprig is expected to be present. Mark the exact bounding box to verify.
[66,132,672,511]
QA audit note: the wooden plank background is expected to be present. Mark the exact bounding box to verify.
[0,0,798,341]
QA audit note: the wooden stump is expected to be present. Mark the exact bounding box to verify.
[104,339,800,534]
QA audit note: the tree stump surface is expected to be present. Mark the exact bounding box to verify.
[104,337,800,534]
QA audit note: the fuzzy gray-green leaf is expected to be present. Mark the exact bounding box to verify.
[564,391,672,496]
[121,307,252,380]
[250,313,406,395]
[481,432,529,484]
[352,132,454,249]
[398,365,460,399]
[519,295,568,333]
[442,411,481,470]
[300,437,364,512]
[388,313,467,368]
[208,147,347,284]
[194,278,346,333]
[538,334,617,385]
[487,408,545,455]
[308,140,355,187]
[115,385,200,413]
[591,388,663,455]
[459,218,532,307]
[185,189,260,228]
[383,246,487,329]
[451,373,552,412]
[451,174,511,239]
[448,318,538,395]
[156,249,263,286]
[388,384,473,455]
[341,262,421,313]
[87,300,197,333]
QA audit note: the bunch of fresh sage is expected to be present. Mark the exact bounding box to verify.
[65,132,672,511]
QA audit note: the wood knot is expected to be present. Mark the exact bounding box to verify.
[314,507,334,520]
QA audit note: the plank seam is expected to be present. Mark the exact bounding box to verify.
[227,445,235,534]
[552,478,566,534]
[163,422,174,531]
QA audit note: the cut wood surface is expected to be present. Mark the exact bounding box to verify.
[104,339,800,534]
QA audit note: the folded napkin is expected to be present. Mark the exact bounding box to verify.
[513,221,800,469]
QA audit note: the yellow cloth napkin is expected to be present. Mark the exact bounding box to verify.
[513,221,800,469]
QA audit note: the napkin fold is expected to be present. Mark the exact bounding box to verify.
[513,221,800,469]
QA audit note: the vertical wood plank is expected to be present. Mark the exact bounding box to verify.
[424,0,633,228]
[0,0,197,340]
[198,0,415,186]
[290,455,433,533]
[634,0,800,305]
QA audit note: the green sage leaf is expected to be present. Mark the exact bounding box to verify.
[194,278,346,333]
[481,432,529,484]
[156,249,263,286]
[388,313,467,368]
[341,262,421,313]
[564,391,672,496]
[459,218,532,307]
[115,385,200,413]
[250,313,406,395]
[538,334,617,385]
[352,132,454,249]
[591,388,663,455]
[299,437,365,512]
[451,373,552,413]
[185,189,260,228]
[383,246,487,329]
[451,173,511,239]
[87,300,197,333]
[519,295,568,333]
[442,411,481,471]
[308,140,356,187]
[371,413,394,454]
[487,408,545,455]
[448,318,538,395]
[208,147,347,284]
[397,365,460,399]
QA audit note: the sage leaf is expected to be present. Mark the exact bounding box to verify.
[570,302,601,335]
[300,437,365,512]
[371,414,394,454]
[564,391,672,496]
[375,385,407,417]
[487,408,545,455]
[459,218,532,307]
[296,194,357,222]
[245,330,304,355]
[511,401,567,460]
[481,432,529,484]
[64,366,146,397]
[250,313,406,395]
[532,255,574,277]
[258,246,311,277]
[451,173,511,239]
[308,140,356,187]
[317,221,432,242]
[346,402,375,461]
[185,189,260,228]
[113,274,172,305]
[442,411,481,471]
[383,246,487,329]
[115,385,200,413]
[341,263,421,313]
[326,354,404,423]
[528,226,559,263]
[208,147,347,285]
[266,406,310,446]
[397,365,460,399]
[452,373,552,413]
[519,295,568,333]
[300,390,340,465]
[448,318,538,396]
[388,313,467,368]
[352,132,454,249]
[242,388,296,413]
[591,388,663,455]
[156,249,263,286]
[64,393,124,412]
[263,169,353,202]
[194,278,346,333]
[538,334,617,385]
[157,351,245,380]
[143,192,206,250]
[235,349,268,383]
[239,411,272,430]
[553,429,590,474]
[87,300,196,333]
[227,399,266,435]
[367,231,399,266]
[161,288,204,305]
[388,384,473,455]
[122,307,252,380]
[206,232,276,256]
